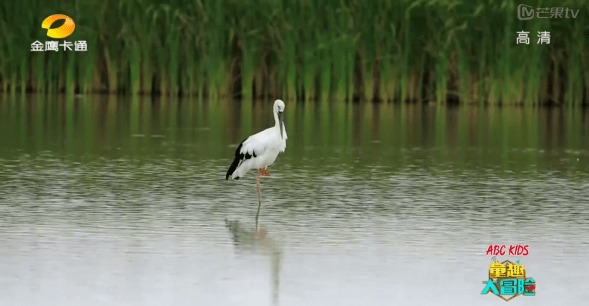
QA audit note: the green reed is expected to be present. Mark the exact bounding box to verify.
[0,0,587,104]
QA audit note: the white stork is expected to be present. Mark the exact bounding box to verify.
[226,99,287,211]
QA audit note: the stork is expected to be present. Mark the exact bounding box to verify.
[226,99,287,217]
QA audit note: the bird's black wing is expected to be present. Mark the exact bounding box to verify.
[225,138,257,180]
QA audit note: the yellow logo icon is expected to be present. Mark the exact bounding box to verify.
[41,14,75,39]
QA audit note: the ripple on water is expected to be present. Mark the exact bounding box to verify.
[0,153,588,306]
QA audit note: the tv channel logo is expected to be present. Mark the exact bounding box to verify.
[32,14,87,52]
[41,14,75,39]
[517,4,580,20]
[517,4,535,20]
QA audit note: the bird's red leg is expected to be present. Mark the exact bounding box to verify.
[259,168,271,176]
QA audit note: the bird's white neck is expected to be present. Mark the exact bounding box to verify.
[274,110,280,127]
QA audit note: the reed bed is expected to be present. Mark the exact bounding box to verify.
[0,0,587,104]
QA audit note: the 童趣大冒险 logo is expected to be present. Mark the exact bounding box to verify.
[481,244,536,302]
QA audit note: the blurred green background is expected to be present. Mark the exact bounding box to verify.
[0,0,587,104]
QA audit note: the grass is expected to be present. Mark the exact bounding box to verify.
[0,0,587,104]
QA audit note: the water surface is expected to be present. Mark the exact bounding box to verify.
[0,95,588,305]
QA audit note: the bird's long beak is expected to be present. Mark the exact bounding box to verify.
[278,111,284,140]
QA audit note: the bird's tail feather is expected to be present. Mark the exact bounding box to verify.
[226,156,240,180]
[226,142,244,180]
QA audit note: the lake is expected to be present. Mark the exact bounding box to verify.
[0,95,588,305]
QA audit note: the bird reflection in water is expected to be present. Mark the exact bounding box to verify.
[225,218,282,306]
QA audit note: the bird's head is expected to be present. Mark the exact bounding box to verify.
[274,99,285,113]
